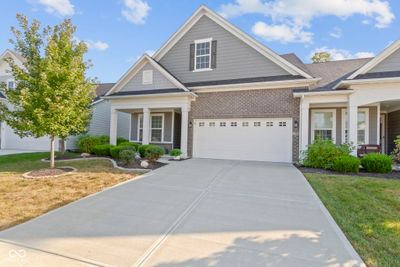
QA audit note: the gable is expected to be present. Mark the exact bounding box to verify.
[158,15,294,84]
[120,62,176,93]
[369,47,400,73]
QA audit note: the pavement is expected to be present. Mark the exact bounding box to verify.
[0,159,365,267]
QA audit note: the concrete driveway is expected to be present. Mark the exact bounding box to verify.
[0,159,364,267]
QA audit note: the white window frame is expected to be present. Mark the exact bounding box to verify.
[311,109,336,143]
[150,113,164,143]
[193,38,212,72]
[6,79,15,89]
[341,108,369,144]
[142,70,153,85]
[136,113,165,143]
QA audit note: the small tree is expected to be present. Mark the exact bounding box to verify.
[311,51,332,63]
[0,14,95,168]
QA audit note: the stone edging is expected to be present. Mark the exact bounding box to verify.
[22,167,78,179]
[40,157,151,173]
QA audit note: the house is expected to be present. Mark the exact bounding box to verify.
[0,50,127,152]
[103,5,400,163]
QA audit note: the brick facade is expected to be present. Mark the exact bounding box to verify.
[188,88,301,161]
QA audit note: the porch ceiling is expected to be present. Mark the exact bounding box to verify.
[381,100,400,113]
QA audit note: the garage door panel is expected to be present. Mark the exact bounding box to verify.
[193,118,292,163]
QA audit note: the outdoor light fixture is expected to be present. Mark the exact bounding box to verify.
[189,121,193,128]
[294,120,299,128]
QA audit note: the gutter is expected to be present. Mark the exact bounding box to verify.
[101,91,197,100]
[334,77,400,89]
[293,89,354,98]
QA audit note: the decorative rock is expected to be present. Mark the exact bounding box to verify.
[81,153,90,158]
[173,156,181,161]
[140,160,149,168]
[135,153,141,160]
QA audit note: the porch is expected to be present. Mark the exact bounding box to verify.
[298,87,400,156]
[107,94,194,158]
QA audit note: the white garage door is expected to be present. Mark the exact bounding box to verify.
[193,118,292,163]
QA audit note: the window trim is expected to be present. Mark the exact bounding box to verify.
[341,108,369,144]
[311,109,336,143]
[193,38,212,72]
[136,113,166,143]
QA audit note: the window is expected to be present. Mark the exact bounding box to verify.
[231,122,237,127]
[138,115,143,142]
[254,122,261,127]
[342,109,369,144]
[199,122,205,127]
[242,122,249,127]
[209,122,215,127]
[142,70,153,85]
[311,110,336,142]
[279,122,286,127]
[194,38,211,70]
[220,122,226,127]
[7,80,15,89]
[151,115,163,142]
[266,122,273,127]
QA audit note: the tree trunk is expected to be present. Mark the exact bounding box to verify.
[61,137,65,156]
[50,136,55,169]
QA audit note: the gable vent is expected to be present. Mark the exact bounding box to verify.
[142,70,153,85]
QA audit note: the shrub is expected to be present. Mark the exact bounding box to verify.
[361,153,392,173]
[110,145,136,159]
[391,135,400,162]
[332,155,360,174]
[78,135,109,154]
[119,149,135,165]
[117,137,129,145]
[170,149,182,157]
[92,144,113,157]
[303,139,352,169]
[119,142,140,151]
[138,144,164,161]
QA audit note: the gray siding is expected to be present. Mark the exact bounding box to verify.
[308,106,378,145]
[88,100,130,138]
[120,62,175,92]
[370,48,400,73]
[130,112,173,143]
[159,16,290,83]
[388,110,400,153]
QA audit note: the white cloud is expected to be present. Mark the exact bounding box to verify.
[85,40,109,51]
[310,46,374,61]
[329,27,342,38]
[220,0,394,43]
[122,0,150,24]
[252,22,313,43]
[32,0,75,16]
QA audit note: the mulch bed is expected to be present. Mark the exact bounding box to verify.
[118,160,166,170]
[23,167,76,179]
[296,165,400,180]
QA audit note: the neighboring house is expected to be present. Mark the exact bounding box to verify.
[0,50,62,151]
[0,50,126,152]
[103,5,400,163]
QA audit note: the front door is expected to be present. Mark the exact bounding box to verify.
[380,114,386,153]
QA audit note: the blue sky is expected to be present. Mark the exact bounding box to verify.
[1,0,399,82]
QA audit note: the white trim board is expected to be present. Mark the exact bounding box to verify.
[341,108,369,144]
[152,5,312,79]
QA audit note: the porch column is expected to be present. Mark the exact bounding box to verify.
[180,106,189,158]
[347,104,358,155]
[142,107,150,145]
[299,98,310,156]
[110,108,118,145]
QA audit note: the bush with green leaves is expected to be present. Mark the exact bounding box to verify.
[119,149,135,165]
[303,139,352,169]
[117,137,129,145]
[170,149,182,157]
[361,153,392,173]
[92,144,113,157]
[78,135,109,154]
[119,142,140,151]
[332,155,360,174]
[391,135,400,162]
[138,144,164,161]
[110,145,136,159]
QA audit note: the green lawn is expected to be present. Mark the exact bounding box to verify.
[0,152,138,230]
[305,173,400,267]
